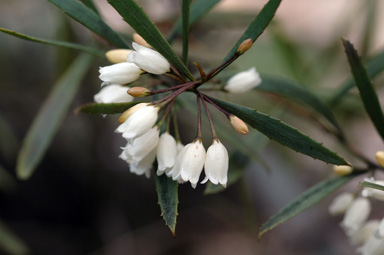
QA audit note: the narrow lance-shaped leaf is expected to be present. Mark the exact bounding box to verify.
[168,0,221,43]
[154,172,179,236]
[259,172,363,238]
[257,75,341,133]
[360,181,384,192]
[0,28,104,58]
[16,54,93,180]
[181,0,190,64]
[330,49,384,105]
[342,39,384,141]
[75,102,139,115]
[48,0,129,48]
[81,0,100,15]
[208,97,348,165]
[208,0,281,79]
[108,0,195,81]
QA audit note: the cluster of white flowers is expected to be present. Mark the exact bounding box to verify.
[93,35,261,189]
[329,176,384,255]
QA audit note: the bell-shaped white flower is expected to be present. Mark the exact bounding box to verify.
[99,62,143,85]
[129,148,157,178]
[341,197,371,236]
[156,132,177,176]
[201,139,229,187]
[127,42,170,75]
[122,127,159,162]
[361,178,384,201]
[224,67,262,93]
[357,233,384,255]
[94,84,133,103]
[350,220,380,246]
[328,192,354,216]
[171,140,206,188]
[116,104,159,139]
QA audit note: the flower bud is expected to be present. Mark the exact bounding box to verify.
[375,151,384,168]
[201,139,229,187]
[229,115,249,135]
[156,132,177,176]
[224,67,262,93]
[94,84,133,103]
[328,192,354,216]
[341,197,371,236]
[99,62,143,85]
[236,38,253,54]
[105,49,133,63]
[333,165,353,176]
[118,103,148,123]
[127,87,150,97]
[133,33,150,47]
[128,42,170,75]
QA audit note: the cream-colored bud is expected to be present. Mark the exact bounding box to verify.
[105,49,133,63]
[229,115,249,135]
[333,165,353,176]
[118,103,147,123]
[133,33,150,47]
[236,38,253,54]
[375,151,384,168]
[128,87,150,97]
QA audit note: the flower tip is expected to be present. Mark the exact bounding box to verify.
[118,103,148,123]
[333,165,353,176]
[133,33,150,47]
[127,87,150,97]
[105,49,133,63]
[229,115,249,135]
[236,38,253,54]
[375,151,384,168]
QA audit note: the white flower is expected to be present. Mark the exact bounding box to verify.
[94,84,133,103]
[350,220,380,246]
[201,139,228,187]
[99,62,143,85]
[116,104,159,139]
[176,142,184,153]
[122,127,159,162]
[328,192,354,216]
[129,148,157,178]
[341,197,371,236]
[224,67,262,93]
[357,233,384,255]
[362,178,384,201]
[171,140,206,188]
[127,42,170,75]
[156,132,177,176]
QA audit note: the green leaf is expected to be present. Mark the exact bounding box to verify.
[330,49,384,105]
[75,102,139,115]
[181,0,190,64]
[204,152,249,195]
[81,0,100,15]
[209,0,281,79]
[107,0,195,81]
[342,39,384,141]
[154,173,178,236]
[257,75,341,133]
[0,164,17,193]
[0,28,104,58]
[16,54,93,180]
[208,97,348,165]
[168,0,221,43]
[360,180,384,192]
[258,172,362,238]
[0,219,30,255]
[48,0,128,48]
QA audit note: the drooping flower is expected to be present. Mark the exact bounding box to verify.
[156,132,177,176]
[118,103,147,123]
[357,231,384,255]
[201,139,229,187]
[94,84,133,104]
[99,62,143,85]
[171,140,206,188]
[127,42,170,75]
[362,178,384,201]
[122,127,160,162]
[341,197,371,236]
[350,220,380,246]
[328,192,354,216]
[116,104,160,140]
[120,147,157,178]
[224,67,262,93]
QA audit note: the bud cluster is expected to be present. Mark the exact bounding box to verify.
[92,36,258,188]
